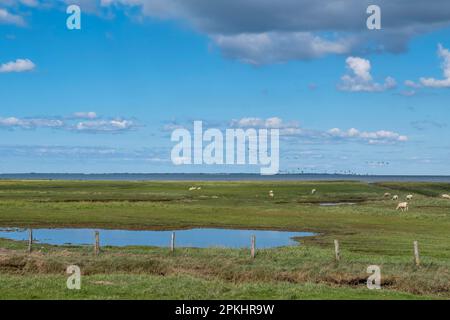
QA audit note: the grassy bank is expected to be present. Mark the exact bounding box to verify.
[0,180,449,299]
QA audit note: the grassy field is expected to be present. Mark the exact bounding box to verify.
[0,179,449,299]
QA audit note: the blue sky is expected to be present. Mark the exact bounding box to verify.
[1,0,450,175]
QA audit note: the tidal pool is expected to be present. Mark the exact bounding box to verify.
[319,202,356,206]
[0,227,315,249]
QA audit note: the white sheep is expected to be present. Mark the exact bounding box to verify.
[197,187,202,190]
[392,195,399,201]
[396,202,409,212]
[384,192,391,198]
[442,194,450,199]
[406,194,413,200]
[188,186,196,191]
[269,190,274,198]
[311,189,316,195]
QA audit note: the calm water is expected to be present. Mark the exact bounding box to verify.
[1,173,450,182]
[0,228,315,249]
[319,202,356,206]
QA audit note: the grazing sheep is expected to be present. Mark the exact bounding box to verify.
[392,195,399,201]
[197,187,202,190]
[384,193,391,198]
[188,187,196,191]
[311,189,316,195]
[396,202,409,212]
[406,194,413,200]
[269,190,274,198]
[442,194,450,199]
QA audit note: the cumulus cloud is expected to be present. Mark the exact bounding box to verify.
[6,0,450,64]
[338,56,396,92]
[0,8,25,26]
[230,117,408,144]
[213,32,352,64]
[0,113,138,133]
[327,127,408,144]
[419,44,450,88]
[94,0,450,64]
[0,59,35,73]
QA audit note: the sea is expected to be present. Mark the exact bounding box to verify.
[0,173,449,182]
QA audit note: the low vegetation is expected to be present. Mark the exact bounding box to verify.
[0,180,449,299]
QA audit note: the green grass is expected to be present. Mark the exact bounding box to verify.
[0,179,449,299]
[0,274,433,300]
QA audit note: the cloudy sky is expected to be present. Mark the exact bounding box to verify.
[1,0,450,174]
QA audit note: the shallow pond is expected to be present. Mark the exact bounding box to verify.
[0,227,315,249]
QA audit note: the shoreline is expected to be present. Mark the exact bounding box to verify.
[1,173,450,183]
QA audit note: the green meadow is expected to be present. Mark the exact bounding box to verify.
[0,179,449,299]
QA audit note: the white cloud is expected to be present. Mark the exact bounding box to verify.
[338,56,396,92]
[230,117,407,144]
[0,113,137,133]
[399,80,421,96]
[72,111,97,119]
[0,117,64,129]
[420,44,450,88]
[0,8,25,26]
[74,119,136,132]
[327,127,408,144]
[230,117,266,128]
[0,0,38,6]
[0,59,35,73]
[404,80,421,88]
[163,122,185,131]
[346,56,372,81]
[230,117,301,134]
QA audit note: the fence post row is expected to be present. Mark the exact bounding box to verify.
[24,229,424,267]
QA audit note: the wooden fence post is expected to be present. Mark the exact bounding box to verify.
[334,239,340,262]
[413,241,420,266]
[251,235,256,259]
[28,229,33,253]
[171,232,176,253]
[94,231,100,256]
